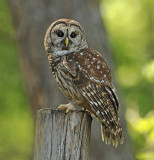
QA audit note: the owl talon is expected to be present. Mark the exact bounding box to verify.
[58,105,68,110]
[65,107,76,113]
[58,103,76,113]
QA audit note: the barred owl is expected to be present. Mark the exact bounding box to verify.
[44,19,124,147]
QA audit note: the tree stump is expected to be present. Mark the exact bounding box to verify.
[34,109,92,160]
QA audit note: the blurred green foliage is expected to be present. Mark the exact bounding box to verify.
[0,0,34,160]
[100,0,154,159]
[0,0,153,159]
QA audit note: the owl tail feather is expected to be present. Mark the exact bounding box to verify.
[101,124,124,147]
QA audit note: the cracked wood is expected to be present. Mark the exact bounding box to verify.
[34,109,92,160]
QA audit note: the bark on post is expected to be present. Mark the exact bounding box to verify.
[34,109,92,160]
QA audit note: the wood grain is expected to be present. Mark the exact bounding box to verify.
[34,109,92,160]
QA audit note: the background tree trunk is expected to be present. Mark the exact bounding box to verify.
[8,0,135,159]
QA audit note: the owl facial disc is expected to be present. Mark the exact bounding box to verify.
[44,19,88,56]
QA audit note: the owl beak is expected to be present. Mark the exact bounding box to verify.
[65,37,69,48]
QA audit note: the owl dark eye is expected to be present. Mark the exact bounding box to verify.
[70,32,77,38]
[56,30,64,37]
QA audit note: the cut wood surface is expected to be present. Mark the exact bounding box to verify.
[34,109,92,160]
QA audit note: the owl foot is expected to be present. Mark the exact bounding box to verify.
[58,103,76,113]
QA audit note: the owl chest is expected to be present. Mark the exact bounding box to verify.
[52,62,80,100]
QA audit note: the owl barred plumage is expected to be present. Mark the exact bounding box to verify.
[44,19,124,147]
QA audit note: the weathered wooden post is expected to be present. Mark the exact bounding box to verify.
[34,109,92,160]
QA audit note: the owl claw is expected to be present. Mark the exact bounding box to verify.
[58,103,76,113]
[65,107,76,113]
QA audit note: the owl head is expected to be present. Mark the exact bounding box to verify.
[44,19,88,56]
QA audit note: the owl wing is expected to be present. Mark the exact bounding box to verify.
[79,80,124,146]
[64,48,120,134]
